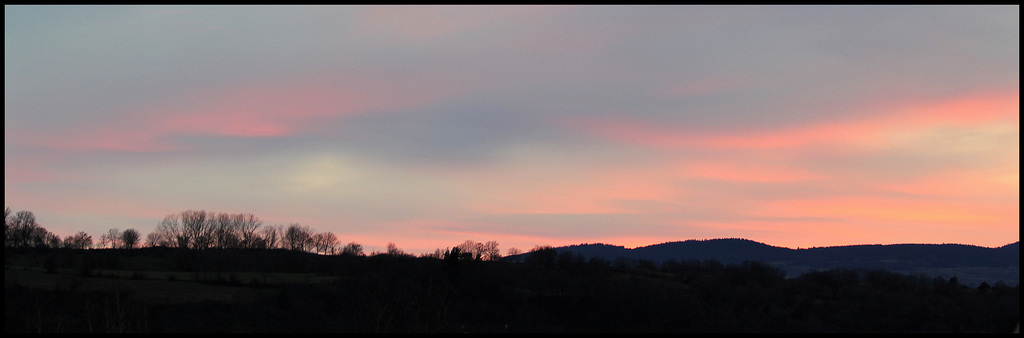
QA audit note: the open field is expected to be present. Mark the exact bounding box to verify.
[5,251,347,306]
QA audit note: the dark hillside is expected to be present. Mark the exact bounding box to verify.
[515,239,1019,287]
[632,238,798,264]
[800,243,1018,268]
[5,247,1019,333]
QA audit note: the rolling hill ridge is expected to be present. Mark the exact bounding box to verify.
[506,238,1019,287]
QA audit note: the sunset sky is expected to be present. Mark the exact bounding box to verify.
[5,5,1019,254]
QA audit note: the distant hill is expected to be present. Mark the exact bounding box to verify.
[505,239,1019,287]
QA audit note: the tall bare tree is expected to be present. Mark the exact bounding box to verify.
[235,213,263,249]
[154,213,185,248]
[422,248,445,259]
[3,207,10,245]
[181,209,213,249]
[64,231,93,249]
[385,242,405,256]
[456,240,481,260]
[211,212,240,249]
[452,240,502,261]
[7,210,40,248]
[144,232,162,248]
[284,223,313,252]
[102,228,122,249]
[259,224,284,249]
[342,242,364,256]
[121,228,140,250]
[3,209,61,249]
[480,240,501,261]
[43,232,61,248]
[311,232,339,255]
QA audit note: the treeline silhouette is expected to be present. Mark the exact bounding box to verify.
[4,207,1019,333]
[4,208,511,260]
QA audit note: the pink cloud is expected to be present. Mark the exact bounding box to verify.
[154,84,359,138]
[3,164,50,184]
[23,78,447,153]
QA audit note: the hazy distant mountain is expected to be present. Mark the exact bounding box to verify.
[506,238,1019,287]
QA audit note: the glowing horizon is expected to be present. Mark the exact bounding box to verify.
[5,5,1018,255]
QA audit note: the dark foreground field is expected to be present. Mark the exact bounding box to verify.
[5,247,1019,333]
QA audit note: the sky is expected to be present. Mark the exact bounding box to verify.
[5,5,1019,255]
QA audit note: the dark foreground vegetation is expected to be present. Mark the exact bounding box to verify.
[5,246,1018,333]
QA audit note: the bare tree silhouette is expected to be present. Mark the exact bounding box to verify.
[121,229,140,250]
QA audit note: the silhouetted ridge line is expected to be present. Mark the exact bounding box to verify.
[505,238,1018,287]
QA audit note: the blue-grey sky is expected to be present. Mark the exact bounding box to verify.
[5,5,1019,254]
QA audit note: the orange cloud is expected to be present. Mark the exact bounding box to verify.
[675,208,1017,249]
[885,90,1019,126]
[671,219,872,249]
[756,195,1012,226]
[877,163,1019,199]
[571,90,1019,152]
[677,159,825,183]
